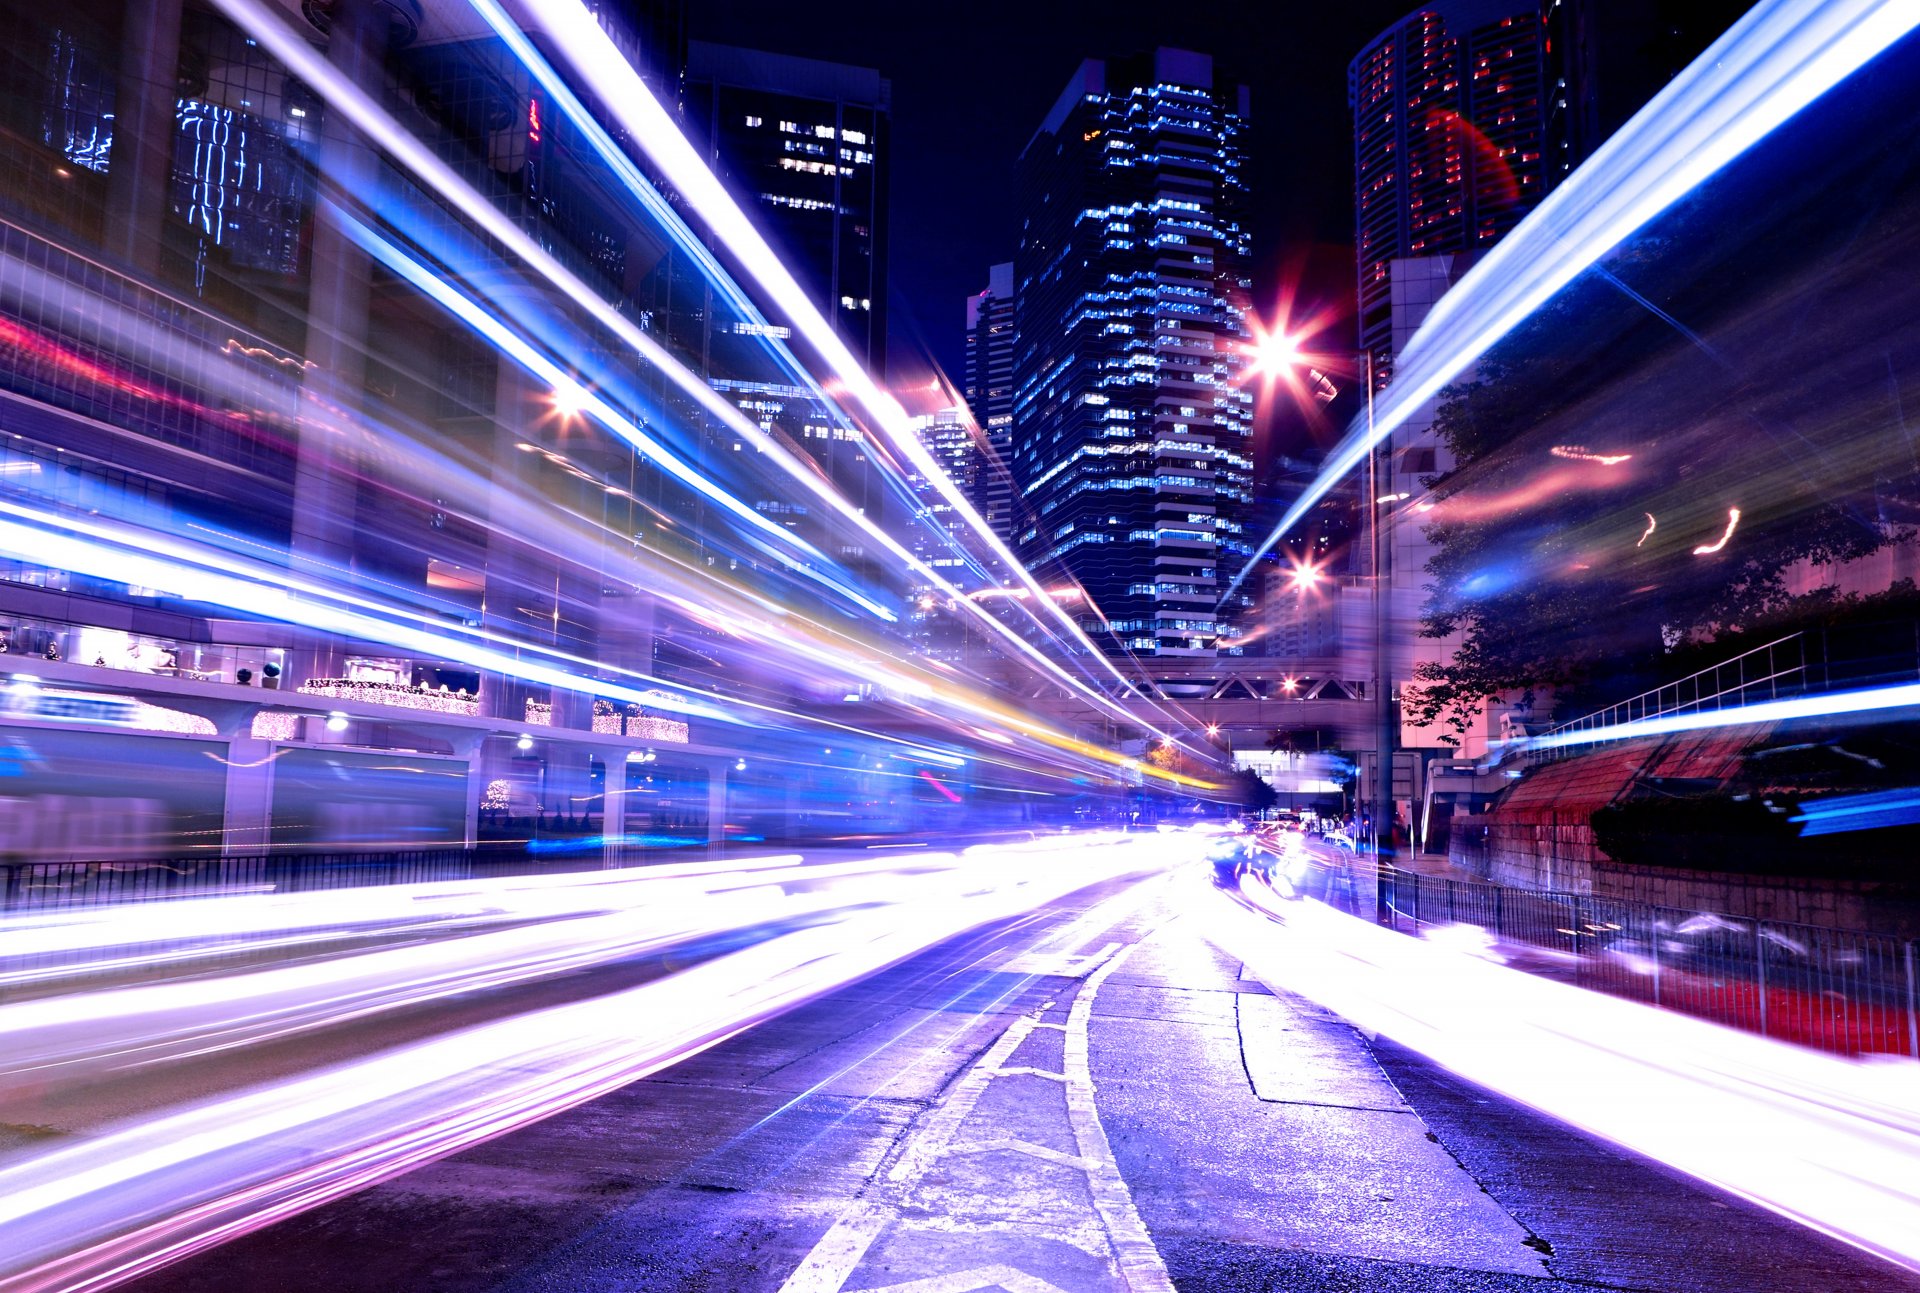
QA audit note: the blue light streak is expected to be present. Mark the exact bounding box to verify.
[1790,788,1920,837]
[1529,682,1920,753]
[1221,0,1920,608]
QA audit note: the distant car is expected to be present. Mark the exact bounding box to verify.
[1323,828,1357,852]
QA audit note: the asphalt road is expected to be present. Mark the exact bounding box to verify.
[115,869,1918,1293]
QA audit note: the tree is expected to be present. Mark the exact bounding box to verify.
[1407,272,1909,738]
[1230,768,1279,815]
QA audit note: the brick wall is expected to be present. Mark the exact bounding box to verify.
[1591,863,1920,938]
[1448,725,1920,935]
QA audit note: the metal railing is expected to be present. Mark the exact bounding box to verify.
[1375,866,1919,1060]
[0,844,695,914]
[1540,632,1807,757]
[0,845,712,993]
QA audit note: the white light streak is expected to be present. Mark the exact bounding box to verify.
[1530,678,1920,752]
[511,0,1168,701]
[1692,507,1742,555]
[1221,0,1920,607]
[0,836,1180,1291]
[1203,874,1920,1275]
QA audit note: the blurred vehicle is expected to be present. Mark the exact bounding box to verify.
[1205,836,1266,883]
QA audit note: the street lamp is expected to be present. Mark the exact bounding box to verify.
[1248,333,1395,895]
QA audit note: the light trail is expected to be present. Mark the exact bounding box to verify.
[0,852,871,985]
[1790,787,1920,835]
[1637,512,1657,546]
[199,0,838,587]
[0,855,1006,1079]
[331,206,888,623]
[1692,506,1742,555]
[335,213,1196,778]
[1221,0,1920,607]
[1549,445,1633,466]
[0,222,883,640]
[1201,872,1920,1275]
[0,495,1202,789]
[0,833,1186,1293]
[205,0,1197,754]
[511,0,1193,722]
[1417,465,1628,525]
[0,500,745,725]
[1523,679,1920,753]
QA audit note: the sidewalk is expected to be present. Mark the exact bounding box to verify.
[775,875,1555,1292]
[1089,902,1551,1289]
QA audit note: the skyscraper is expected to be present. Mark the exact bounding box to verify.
[684,42,893,571]
[1011,48,1254,659]
[907,405,981,561]
[684,42,889,373]
[1542,0,1750,194]
[1349,1,1544,376]
[964,262,1016,543]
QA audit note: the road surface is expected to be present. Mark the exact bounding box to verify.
[98,866,1916,1293]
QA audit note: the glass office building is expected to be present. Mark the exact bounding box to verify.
[1010,48,1254,659]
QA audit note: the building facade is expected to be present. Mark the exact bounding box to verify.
[684,41,893,547]
[903,405,984,661]
[1349,0,1544,378]
[0,0,940,861]
[684,41,889,375]
[964,261,1016,544]
[1010,48,1255,659]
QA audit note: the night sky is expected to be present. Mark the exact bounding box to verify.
[692,1,1420,409]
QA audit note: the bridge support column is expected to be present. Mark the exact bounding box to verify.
[706,765,728,851]
[603,757,629,847]
[222,735,277,854]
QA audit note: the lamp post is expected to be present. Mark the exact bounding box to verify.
[1361,350,1393,883]
[1251,335,1394,914]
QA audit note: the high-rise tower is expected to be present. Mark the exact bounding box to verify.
[1011,48,1254,659]
[685,41,889,374]
[1349,1,1544,377]
[964,262,1016,544]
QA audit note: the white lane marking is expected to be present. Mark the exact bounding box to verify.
[1066,937,1179,1293]
[941,1137,1097,1172]
[778,1014,1042,1293]
[854,1264,1073,1293]
[775,1201,896,1293]
[779,871,1174,1293]
[885,1013,1042,1186]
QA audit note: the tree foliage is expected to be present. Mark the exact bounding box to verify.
[1230,767,1280,814]
[1408,277,1907,739]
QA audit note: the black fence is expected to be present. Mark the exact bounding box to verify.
[0,844,699,915]
[1376,866,1920,1059]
